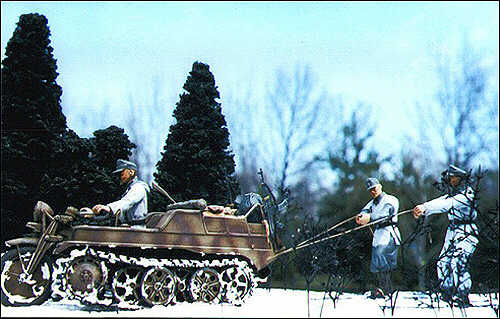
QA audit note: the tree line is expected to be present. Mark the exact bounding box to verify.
[1,13,498,293]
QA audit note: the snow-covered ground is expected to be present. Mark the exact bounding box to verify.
[2,288,498,318]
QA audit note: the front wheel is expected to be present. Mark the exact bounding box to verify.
[1,246,53,306]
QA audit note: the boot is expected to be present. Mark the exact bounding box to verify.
[369,272,389,299]
[376,271,393,296]
[383,271,393,295]
[455,291,472,307]
[369,287,385,299]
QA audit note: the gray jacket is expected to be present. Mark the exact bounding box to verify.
[360,192,401,246]
[107,177,150,223]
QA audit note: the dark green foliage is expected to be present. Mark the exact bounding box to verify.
[1,13,67,243]
[152,61,240,210]
[2,13,66,135]
[40,126,136,212]
[383,155,447,291]
[1,14,136,247]
[87,126,137,205]
[92,126,136,172]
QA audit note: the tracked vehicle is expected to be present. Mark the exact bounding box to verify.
[1,188,287,309]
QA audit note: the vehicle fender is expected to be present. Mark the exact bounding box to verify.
[5,237,38,247]
[257,266,271,279]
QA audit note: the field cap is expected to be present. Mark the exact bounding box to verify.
[112,159,137,174]
[366,177,381,190]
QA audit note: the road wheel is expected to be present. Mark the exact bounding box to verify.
[1,246,53,307]
[140,267,176,306]
[220,266,252,305]
[111,266,142,305]
[188,267,221,303]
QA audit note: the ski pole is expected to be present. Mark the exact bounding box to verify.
[295,209,413,250]
[291,214,359,250]
[295,209,413,249]
[270,209,413,261]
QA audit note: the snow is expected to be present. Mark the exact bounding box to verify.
[2,288,498,318]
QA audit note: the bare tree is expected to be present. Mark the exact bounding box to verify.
[265,64,339,193]
[225,88,267,194]
[125,75,173,184]
[226,63,341,208]
[416,38,498,171]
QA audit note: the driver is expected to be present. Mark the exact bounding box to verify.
[92,159,150,225]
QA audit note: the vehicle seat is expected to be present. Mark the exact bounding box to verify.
[145,211,175,229]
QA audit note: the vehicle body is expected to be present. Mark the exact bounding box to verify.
[1,195,285,308]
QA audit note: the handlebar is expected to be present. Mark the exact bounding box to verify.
[76,207,97,218]
[74,207,121,226]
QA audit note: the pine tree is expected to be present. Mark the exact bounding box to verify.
[40,126,137,212]
[1,13,67,243]
[152,62,240,210]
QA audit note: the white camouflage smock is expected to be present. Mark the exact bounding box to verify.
[422,185,479,296]
[360,192,401,273]
[107,177,150,223]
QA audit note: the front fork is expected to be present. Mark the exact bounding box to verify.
[20,218,60,277]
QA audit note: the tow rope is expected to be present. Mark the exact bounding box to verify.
[269,209,414,261]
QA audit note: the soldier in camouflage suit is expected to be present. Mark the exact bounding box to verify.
[413,164,478,306]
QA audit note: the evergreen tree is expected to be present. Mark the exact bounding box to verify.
[1,13,67,243]
[152,62,240,210]
[87,125,136,206]
[40,126,136,212]
[0,14,137,246]
[92,125,137,173]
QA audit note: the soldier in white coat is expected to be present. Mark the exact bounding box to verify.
[356,178,401,299]
[413,165,478,306]
[93,159,150,225]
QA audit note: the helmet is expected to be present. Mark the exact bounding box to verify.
[440,164,468,188]
[447,164,467,178]
[442,164,467,179]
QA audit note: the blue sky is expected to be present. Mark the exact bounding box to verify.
[2,1,499,178]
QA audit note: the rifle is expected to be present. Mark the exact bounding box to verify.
[258,169,281,250]
[258,168,277,205]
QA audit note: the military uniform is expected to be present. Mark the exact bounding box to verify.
[108,176,150,224]
[105,159,150,224]
[360,178,401,297]
[420,165,478,304]
[361,192,401,273]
